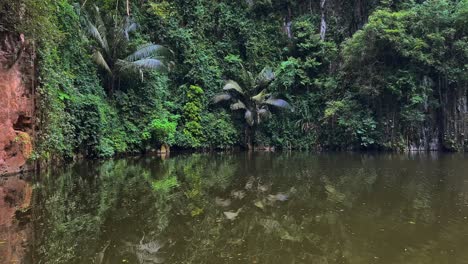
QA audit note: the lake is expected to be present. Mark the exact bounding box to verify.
[2,152,468,263]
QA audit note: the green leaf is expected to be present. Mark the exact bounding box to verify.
[58,91,71,101]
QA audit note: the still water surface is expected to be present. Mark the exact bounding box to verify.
[31,152,468,263]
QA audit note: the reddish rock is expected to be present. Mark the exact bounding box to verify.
[0,176,32,264]
[0,32,35,176]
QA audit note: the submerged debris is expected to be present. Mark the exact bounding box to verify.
[254,200,265,209]
[224,208,242,220]
[123,233,166,264]
[136,238,165,264]
[257,183,271,193]
[215,197,232,207]
[231,190,246,200]
[94,241,110,264]
[324,184,346,203]
[244,177,254,190]
[267,193,289,202]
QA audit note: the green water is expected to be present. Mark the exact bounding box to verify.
[32,152,468,264]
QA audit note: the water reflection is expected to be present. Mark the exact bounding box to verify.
[32,152,468,263]
[0,175,32,263]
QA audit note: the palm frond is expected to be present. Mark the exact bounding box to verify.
[92,5,109,51]
[92,5,105,28]
[92,50,112,74]
[240,69,253,83]
[85,20,109,52]
[230,100,246,110]
[213,93,232,104]
[245,110,254,126]
[132,59,167,70]
[252,89,269,102]
[116,59,167,78]
[256,67,275,87]
[223,80,244,94]
[265,98,292,110]
[126,43,172,62]
[82,5,110,55]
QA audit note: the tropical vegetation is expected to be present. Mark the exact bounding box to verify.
[213,65,292,148]
[0,0,467,162]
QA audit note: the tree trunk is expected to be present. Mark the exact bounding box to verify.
[284,5,292,39]
[245,125,255,150]
[108,75,114,96]
[320,0,327,40]
[126,0,130,16]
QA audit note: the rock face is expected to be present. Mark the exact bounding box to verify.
[0,32,35,175]
[408,87,468,152]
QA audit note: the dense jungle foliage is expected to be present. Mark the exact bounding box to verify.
[1,0,467,160]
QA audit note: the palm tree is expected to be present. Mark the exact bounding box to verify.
[213,66,292,149]
[78,4,173,95]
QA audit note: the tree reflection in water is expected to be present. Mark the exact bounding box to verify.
[32,152,468,264]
